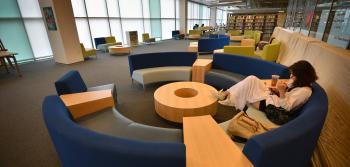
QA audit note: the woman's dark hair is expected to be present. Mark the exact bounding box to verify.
[289,60,318,88]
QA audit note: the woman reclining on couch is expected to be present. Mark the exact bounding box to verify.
[217,60,318,121]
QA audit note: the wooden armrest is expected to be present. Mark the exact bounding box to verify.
[60,90,114,119]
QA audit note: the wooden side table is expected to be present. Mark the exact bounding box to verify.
[108,45,131,55]
[187,42,198,52]
[183,115,253,167]
[60,90,115,120]
[192,59,213,83]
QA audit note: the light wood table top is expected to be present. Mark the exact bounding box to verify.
[108,45,131,54]
[154,82,217,123]
[60,90,114,119]
[192,59,213,83]
[183,115,253,167]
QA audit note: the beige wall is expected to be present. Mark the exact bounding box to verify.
[39,0,83,64]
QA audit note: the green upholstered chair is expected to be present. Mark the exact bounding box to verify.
[255,40,281,62]
[254,31,262,44]
[80,43,96,59]
[142,33,156,43]
[228,30,241,36]
[105,36,116,44]
[189,30,202,35]
[223,46,255,57]
[243,30,255,39]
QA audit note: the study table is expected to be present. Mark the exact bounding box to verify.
[183,115,253,167]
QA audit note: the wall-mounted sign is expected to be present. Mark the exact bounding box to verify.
[43,7,57,31]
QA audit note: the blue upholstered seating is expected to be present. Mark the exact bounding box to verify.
[198,35,229,53]
[204,53,328,167]
[54,70,118,104]
[205,53,289,89]
[128,52,197,86]
[42,95,186,167]
[94,37,106,49]
[172,30,180,39]
[54,70,87,95]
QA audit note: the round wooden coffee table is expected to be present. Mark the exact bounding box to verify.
[108,45,131,55]
[154,82,218,123]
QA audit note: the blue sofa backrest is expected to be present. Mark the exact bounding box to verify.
[43,95,186,167]
[212,53,290,79]
[198,36,229,53]
[243,83,328,167]
[128,52,197,76]
[94,37,106,48]
[55,70,87,96]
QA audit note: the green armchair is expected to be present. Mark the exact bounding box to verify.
[223,46,255,57]
[254,40,281,62]
[142,33,156,43]
[80,43,97,59]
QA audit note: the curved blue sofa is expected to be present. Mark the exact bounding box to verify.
[43,95,185,167]
[128,52,197,86]
[205,53,328,167]
[198,35,229,53]
[205,53,290,89]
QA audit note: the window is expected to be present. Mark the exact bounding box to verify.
[187,2,210,31]
[0,0,52,61]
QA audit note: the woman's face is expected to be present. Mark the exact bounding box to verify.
[288,72,297,88]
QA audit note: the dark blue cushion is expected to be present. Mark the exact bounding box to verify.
[198,36,229,53]
[55,70,87,95]
[43,95,186,167]
[94,37,106,49]
[212,53,290,79]
[209,34,219,38]
[128,52,197,76]
[243,83,328,167]
[172,30,180,37]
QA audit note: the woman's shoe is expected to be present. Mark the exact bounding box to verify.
[215,89,226,101]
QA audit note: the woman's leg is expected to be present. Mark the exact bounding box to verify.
[222,75,269,110]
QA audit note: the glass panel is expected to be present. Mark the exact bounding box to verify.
[24,19,52,58]
[309,0,333,39]
[144,19,152,34]
[110,19,123,44]
[142,0,150,18]
[300,0,317,35]
[151,19,162,38]
[150,0,160,18]
[85,0,108,17]
[0,0,21,18]
[325,0,350,48]
[89,18,111,47]
[161,0,175,18]
[75,18,93,48]
[193,3,199,19]
[17,0,42,18]
[119,0,142,18]
[176,0,179,18]
[106,0,120,17]
[176,18,180,30]
[161,19,175,39]
[71,0,87,17]
[0,20,34,61]
[121,19,144,43]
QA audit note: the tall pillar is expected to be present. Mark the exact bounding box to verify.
[179,0,188,34]
[39,0,83,64]
[210,7,217,26]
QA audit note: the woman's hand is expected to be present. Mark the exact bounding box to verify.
[277,82,287,98]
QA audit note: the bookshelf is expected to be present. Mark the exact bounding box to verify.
[227,13,283,40]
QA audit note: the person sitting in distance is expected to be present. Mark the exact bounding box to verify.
[216,60,318,113]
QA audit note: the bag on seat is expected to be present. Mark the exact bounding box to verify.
[228,111,271,140]
[265,104,298,125]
